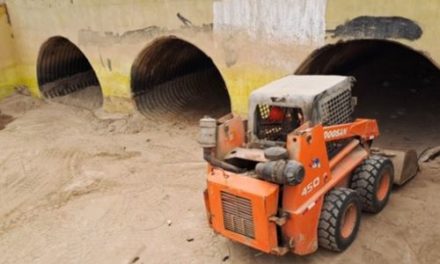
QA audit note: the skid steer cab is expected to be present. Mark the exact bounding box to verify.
[199,75,418,256]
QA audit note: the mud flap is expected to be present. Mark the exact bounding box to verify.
[373,149,418,185]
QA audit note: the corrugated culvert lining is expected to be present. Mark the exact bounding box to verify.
[131,36,231,121]
[296,39,440,152]
[37,36,103,109]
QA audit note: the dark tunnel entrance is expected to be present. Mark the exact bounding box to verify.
[131,36,231,121]
[296,39,440,152]
[37,36,103,109]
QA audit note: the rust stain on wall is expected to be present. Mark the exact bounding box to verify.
[79,13,212,46]
[327,16,423,41]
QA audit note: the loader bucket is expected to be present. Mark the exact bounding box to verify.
[374,149,419,185]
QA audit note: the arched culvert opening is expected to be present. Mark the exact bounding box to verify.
[131,36,231,121]
[37,36,103,109]
[296,40,440,152]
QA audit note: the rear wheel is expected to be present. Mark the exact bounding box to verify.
[318,188,361,251]
[350,155,394,213]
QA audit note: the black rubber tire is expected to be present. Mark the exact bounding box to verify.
[318,188,361,252]
[350,155,394,214]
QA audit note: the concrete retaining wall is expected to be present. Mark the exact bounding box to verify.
[0,0,439,115]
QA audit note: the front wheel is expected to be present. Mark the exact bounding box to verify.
[350,155,394,214]
[318,188,361,251]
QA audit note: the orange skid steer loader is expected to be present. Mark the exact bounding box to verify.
[199,75,418,256]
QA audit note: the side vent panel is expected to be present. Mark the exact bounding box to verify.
[221,192,255,238]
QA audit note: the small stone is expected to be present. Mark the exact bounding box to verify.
[167,220,172,226]
[15,86,31,96]
[222,256,229,262]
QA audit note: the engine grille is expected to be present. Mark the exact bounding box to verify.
[320,89,353,158]
[221,192,255,238]
[320,89,353,126]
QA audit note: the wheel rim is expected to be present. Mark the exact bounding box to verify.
[341,203,357,239]
[377,172,391,201]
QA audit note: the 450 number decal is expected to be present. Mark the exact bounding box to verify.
[301,176,320,196]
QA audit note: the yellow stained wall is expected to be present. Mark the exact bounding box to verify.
[2,0,440,115]
[2,0,315,115]
[5,0,216,112]
[0,4,18,99]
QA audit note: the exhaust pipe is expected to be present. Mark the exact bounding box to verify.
[198,116,244,173]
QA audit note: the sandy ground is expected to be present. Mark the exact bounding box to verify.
[50,85,104,110]
[0,93,439,264]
